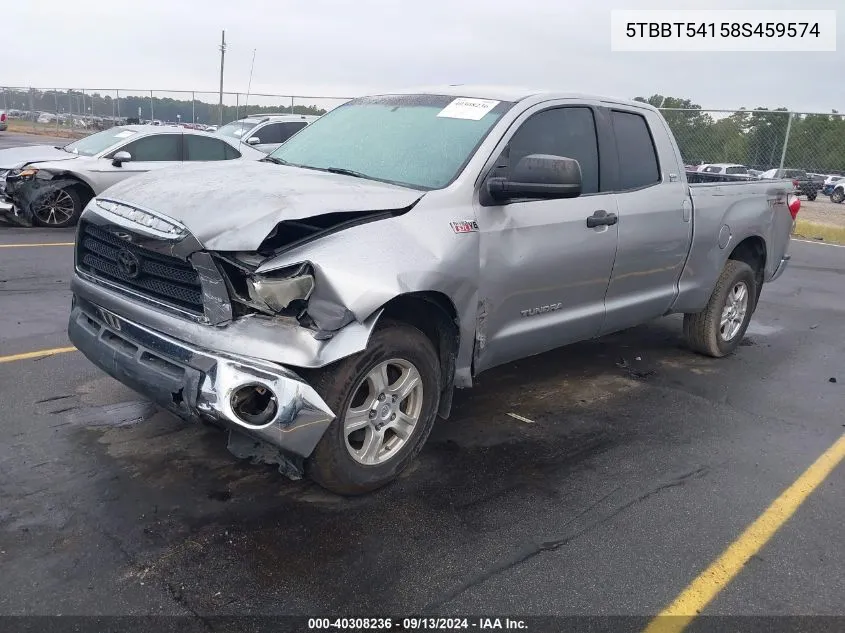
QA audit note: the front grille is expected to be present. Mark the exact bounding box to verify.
[77,220,204,315]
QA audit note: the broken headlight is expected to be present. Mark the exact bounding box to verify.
[246,263,315,313]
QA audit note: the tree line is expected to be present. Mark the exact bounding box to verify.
[635,94,845,174]
[1,88,327,125]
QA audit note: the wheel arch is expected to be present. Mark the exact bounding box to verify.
[377,291,460,419]
[727,235,766,305]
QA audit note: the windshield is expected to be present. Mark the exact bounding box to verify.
[63,128,138,157]
[217,119,260,140]
[269,94,512,190]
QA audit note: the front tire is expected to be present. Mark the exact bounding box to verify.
[30,186,82,228]
[684,260,756,358]
[832,189,845,204]
[304,321,441,495]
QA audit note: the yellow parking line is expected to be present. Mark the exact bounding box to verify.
[0,242,75,248]
[0,346,77,364]
[643,432,845,633]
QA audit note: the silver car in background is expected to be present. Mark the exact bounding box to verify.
[0,125,265,227]
[216,114,317,154]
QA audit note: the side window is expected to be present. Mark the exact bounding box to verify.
[278,121,307,143]
[224,144,242,159]
[726,166,747,175]
[504,107,600,194]
[704,166,720,173]
[185,135,238,161]
[611,111,660,190]
[119,134,180,161]
[255,123,284,144]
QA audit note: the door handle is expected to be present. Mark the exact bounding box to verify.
[586,210,618,228]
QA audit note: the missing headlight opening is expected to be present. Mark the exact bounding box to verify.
[247,269,315,313]
[214,258,316,319]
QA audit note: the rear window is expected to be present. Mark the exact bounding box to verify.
[217,119,261,140]
[611,111,661,190]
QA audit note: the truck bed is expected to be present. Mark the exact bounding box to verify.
[672,176,796,314]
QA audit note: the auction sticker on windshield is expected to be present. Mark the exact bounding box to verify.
[437,98,500,120]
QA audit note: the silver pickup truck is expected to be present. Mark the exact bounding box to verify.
[67,86,800,494]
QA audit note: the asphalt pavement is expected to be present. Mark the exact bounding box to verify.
[0,133,843,631]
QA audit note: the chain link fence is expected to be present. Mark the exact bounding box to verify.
[659,108,845,183]
[0,87,351,137]
[2,87,844,185]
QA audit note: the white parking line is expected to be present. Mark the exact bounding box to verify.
[791,238,845,248]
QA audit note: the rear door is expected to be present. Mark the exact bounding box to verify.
[600,108,692,335]
[184,134,243,161]
[474,102,620,372]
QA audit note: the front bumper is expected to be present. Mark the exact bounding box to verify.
[770,255,791,282]
[68,294,336,458]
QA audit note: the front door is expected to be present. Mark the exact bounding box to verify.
[94,133,183,190]
[474,104,619,372]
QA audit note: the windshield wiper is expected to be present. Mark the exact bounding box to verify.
[324,166,369,179]
[261,156,290,166]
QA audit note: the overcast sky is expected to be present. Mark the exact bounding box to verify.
[4,0,843,112]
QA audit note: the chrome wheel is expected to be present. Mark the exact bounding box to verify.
[343,358,424,466]
[720,281,749,341]
[32,189,75,226]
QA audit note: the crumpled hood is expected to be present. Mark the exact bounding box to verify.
[0,145,79,170]
[99,160,425,251]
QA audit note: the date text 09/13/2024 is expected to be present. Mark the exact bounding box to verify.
[307,618,528,630]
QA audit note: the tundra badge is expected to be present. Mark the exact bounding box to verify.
[520,303,563,317]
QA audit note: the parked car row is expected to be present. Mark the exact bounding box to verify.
[688,162,845,202]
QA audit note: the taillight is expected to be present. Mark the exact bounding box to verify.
[0,113,6,122]
[792,179,799,187]
[787,194,801,219]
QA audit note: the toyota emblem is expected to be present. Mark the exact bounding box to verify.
[116,248,141,278]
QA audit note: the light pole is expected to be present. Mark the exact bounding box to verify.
[218,30,226,126]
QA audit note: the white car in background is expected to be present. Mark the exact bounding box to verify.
[699,163,754,179]
[216,114,317,154]
[0,125,266,227]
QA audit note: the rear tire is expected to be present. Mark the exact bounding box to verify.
[304,321,441,495]
[807,192,817,201]
[684,260,757,358]
[832,189,845,204]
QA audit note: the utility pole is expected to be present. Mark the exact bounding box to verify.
[218,30,226,126]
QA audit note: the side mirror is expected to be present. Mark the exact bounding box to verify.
[486,154,582,203]
[246,136,260,145]
[112,151,132,167]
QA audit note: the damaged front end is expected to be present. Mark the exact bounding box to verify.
[1,168,78,227]
[69,199,395,478]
